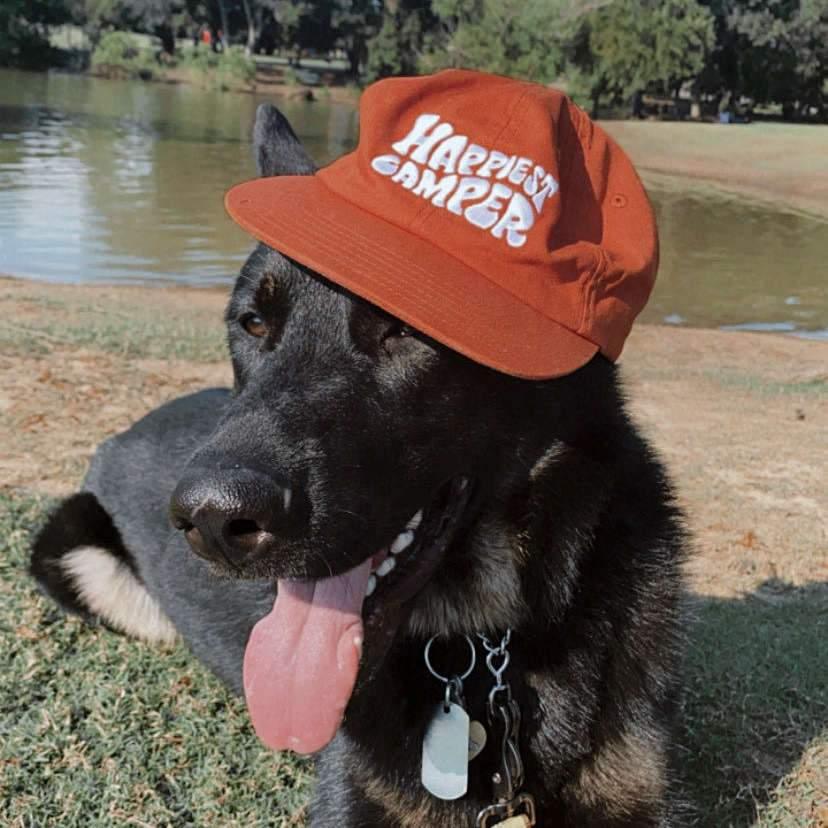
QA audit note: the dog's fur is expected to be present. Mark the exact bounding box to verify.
[31,105,688,826]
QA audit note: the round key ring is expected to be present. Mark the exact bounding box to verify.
[424,634,477,684]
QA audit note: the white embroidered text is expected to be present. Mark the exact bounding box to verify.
[370,113,559,248]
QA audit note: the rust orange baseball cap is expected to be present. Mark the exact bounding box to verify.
[225,69,658,379]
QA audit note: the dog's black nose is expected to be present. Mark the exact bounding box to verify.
[169,467,304,566]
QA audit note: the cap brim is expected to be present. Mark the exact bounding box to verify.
[225,177,598,380]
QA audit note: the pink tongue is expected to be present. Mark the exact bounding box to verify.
[243,558,371,754]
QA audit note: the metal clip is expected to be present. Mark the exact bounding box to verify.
[476,792,537,828]
[488,695,524,803]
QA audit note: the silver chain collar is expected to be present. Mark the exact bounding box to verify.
[422,629,536,827]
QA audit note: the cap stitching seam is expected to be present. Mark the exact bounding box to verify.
[579,246,606,337]
[261,195,590,338]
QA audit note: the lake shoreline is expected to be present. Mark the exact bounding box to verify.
[2,68,825,333]
[40,65,828,219]
[603,119,828,220]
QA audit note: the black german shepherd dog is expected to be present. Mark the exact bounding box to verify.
[31,105,687,826]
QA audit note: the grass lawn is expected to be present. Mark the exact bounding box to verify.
[2,492,825,826]
[603,120,828,220]
[1,279,826,826]
[1,493,311,828]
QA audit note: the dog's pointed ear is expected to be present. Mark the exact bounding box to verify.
[254,103,317,177]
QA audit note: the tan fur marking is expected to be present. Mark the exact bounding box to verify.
[406,517,527,637]
[62,546,177,645]
[358,765,466,828]
[565,725,668,819]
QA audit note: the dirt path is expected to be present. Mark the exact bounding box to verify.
[2,276,825,598]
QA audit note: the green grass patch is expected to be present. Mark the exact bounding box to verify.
[176,44,256,91]
[704,370,828,398]
[681,586,828,826]
[0,492,311,827]
[2,491,825,825]
[90,31,159,81]
[0,291,228,362]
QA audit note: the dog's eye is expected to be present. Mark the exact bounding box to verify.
[382,322,413,355]
[383,321,413,343]
[240,313,267,338]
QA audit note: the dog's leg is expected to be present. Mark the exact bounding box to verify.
[30,491,177,645]
[310,746,393,828]
[309,781,390,828]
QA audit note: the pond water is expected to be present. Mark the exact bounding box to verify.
[1,68,826,338]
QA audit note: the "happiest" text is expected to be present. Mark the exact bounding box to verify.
[370,113,559,248]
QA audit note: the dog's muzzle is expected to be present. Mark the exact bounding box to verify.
[169,466,304,569]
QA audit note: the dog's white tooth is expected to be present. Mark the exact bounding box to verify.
[391,530,414,555]
[459,477,469,490]
[282,487,292,512]
[406,510,423,530]
[365,575,377,597]
[377,557,396,578]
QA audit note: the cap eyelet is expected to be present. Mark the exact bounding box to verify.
[610,193,628,208]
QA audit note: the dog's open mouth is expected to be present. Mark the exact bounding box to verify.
[243,476,472,754]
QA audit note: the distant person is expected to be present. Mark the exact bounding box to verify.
[201,27,212,49]
[631,90,644,119]
[718,90,733,124]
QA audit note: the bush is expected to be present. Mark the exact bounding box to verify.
[0,25,57,70]
[216,46,256,89]
[91,31,157,80]
[177,44,255,91]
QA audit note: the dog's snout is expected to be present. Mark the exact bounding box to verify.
[169,467,304,566]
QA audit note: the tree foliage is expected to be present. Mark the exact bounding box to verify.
[564,0,715,115]
[1,0,70,68]
[332,0,382,76]
[3,0,826,117]
[364,0,435,81]
[701,0,828,111]
[422,0,565,83]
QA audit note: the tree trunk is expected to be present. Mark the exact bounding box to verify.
[347,43,363,78]
[155,24,175,55]
[216,0,230,49]
[591,91,601,120]
[240,0,256,54]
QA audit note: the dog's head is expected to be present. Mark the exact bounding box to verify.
[169,105,616,753]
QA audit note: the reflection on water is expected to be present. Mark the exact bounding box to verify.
[0,68,357,285]
[644,179,827,337]
[1,68,825,337]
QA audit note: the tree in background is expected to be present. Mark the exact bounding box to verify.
[365,0,435,81]
[701,0,827,117]
[2,0,825,120]
[117,0,189,53]
[423,0,565,82]
[332,0,382,77]
[259,0,339,63]
[565,0,715,117]
[70,0,199,53]
[1,0,71,67]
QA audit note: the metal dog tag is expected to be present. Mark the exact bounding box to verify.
[421,702,470,800]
